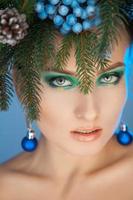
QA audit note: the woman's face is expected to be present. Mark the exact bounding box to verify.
[36,29,130,156]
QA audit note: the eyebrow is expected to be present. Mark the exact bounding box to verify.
[47,62,125,76]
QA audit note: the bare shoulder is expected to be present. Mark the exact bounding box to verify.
[0,151,33,185]
[0,152,36,199]
[0,151,31,181]
[1,152,26,166]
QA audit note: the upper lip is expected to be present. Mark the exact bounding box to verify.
[71,127,102,133]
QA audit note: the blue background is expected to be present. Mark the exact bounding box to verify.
[0,91,41,164]
[0,87,133,164]
[1,41,133,163]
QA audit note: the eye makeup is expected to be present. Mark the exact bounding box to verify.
[41,72,79,90]
[41,65,125,90]
[96,66,125,86]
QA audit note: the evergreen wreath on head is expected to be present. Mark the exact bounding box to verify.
[0,0,132,122]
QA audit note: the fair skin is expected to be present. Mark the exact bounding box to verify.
[1,28,133,200]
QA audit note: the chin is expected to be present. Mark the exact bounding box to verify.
[64,146,105,157]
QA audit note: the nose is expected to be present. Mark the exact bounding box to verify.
[74,91,99,122]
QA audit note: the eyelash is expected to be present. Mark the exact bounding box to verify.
[47,76,73,88]
[97,72,124,85]
[46,72,124,88]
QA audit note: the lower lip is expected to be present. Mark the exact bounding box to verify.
[70,129,102,142]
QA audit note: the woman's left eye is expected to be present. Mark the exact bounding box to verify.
[46,76,73,87]
[97,71,124,85]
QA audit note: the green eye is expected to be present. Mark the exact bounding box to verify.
[49,76,72,87]
[96,69,125,86]
[42,72,79,89]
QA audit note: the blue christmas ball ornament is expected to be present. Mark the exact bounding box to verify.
[45,4,56,15]
[35,1,45,13]
[58,5,69,16]
[63,0,73,6]
[21,136,38,152]
[73,7,83,17]
[66,14,77,26]
[49,0,60,5]
[38,10,48,20]
[116,131,133,145]
[116,123,133,145]
[53,15,64,26]
[72,22,83,33]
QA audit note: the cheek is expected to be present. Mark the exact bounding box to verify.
[36,87,75,133]
[98,80,127,128]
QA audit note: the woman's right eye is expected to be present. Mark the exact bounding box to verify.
[47,76,73,87]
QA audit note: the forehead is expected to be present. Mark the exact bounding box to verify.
[45,28,130,73]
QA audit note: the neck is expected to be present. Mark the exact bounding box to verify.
[31,135,117,182]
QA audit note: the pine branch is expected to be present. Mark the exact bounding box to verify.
[0,70,14,110]
[74,32,97,94]
[32,21,56,71]
[0,46,14,110]
[53,32,75,71]
[14,66,42,121]
[0,0,18,8]
[19,0,36,23]
[13,23,46,121]
[94,0,127,71]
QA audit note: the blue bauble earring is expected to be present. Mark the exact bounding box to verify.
[115,122,133,145]
[21,115,38,152]
[21,128,38,152]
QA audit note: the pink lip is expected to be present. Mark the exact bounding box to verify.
[70,129,102,142]
[71,127,102,133]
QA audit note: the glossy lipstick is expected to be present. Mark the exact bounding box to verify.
[70,129,102,142]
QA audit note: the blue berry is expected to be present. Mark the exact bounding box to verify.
[58,5,69,16]
[60,27,70,35]
[86,5,95,16]
[35,2,45,13]
[45,4,56,15]
[72,22,83,33]
[49,0,60,5]
[71,0,79,8]
[53,15,64,26]
[38,10,48,20]
[73,7,83,17]
[87,0,96,6]
[94,17,101,26]
[62,22,72,31]
[66,14,77,26]
[83,20,92,30]
[77,0,86,3]
[48,14,54,20]
[62,0,73,5]
[89,18,95,27]
[81,10,88,19]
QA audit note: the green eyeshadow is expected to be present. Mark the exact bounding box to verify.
[96,66,125,86]
[41,66,125,90]
[41,71,80,89]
